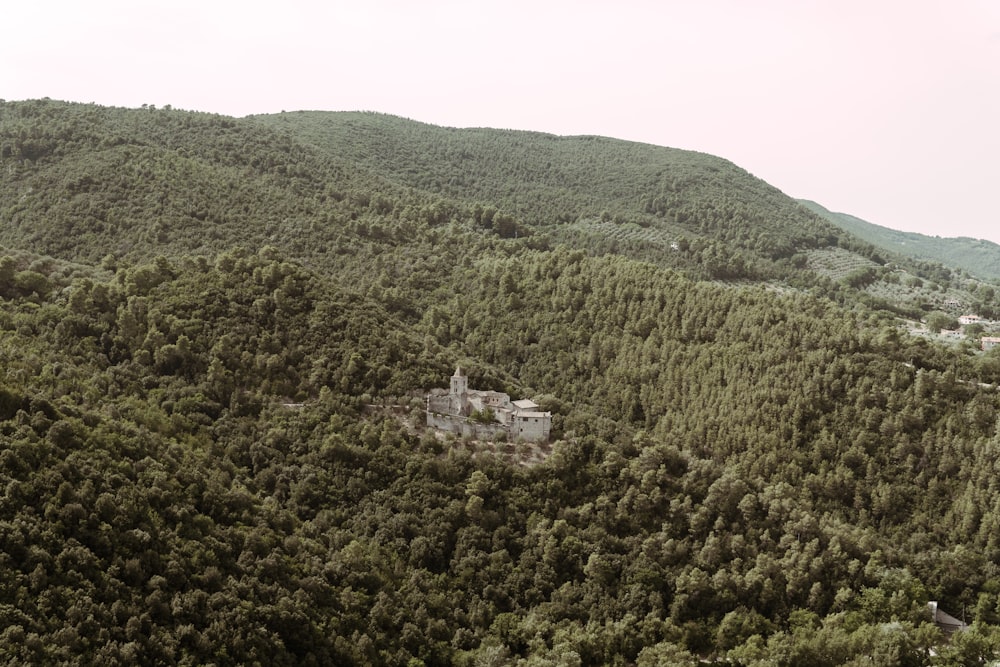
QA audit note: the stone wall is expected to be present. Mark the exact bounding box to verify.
[512,416,551,442]
[426,411,509,440]
[426,395,452,414]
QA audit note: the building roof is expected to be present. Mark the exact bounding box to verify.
[928,601,968,633]
[512,399,539,410]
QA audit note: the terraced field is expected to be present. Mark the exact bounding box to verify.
[804,246,879,280]
[558,217,680,250]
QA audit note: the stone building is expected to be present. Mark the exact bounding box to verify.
[426,367,552,442]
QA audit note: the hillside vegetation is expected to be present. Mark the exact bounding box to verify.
[1,99,1000,665]
[800,199,1000,282]
[253,111,856,275]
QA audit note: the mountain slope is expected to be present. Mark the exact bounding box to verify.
[800,199,1000,281]
[252,110,852,265]
[2,101,874,284]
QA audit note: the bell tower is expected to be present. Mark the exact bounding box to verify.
[450,366,468,396]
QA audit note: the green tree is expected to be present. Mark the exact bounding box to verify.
[926,311,959,333]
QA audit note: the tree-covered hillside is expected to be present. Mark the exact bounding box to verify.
[253,111,852,269]
[800,199,1000,282]
[1,99,1000,665]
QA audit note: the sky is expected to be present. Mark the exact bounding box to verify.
[3,0,999,242]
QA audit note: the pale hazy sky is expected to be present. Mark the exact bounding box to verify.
[4,1,999,242]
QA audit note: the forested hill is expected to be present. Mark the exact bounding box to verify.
[800,199,1000,281]
[1,101,863,281]
[2,99,1000,665]
[251,110,855,269]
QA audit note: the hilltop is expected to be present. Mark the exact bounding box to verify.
[0,101,865,274]
[1,99,1000,664]
[8,100,995,312]
[250,110,851,276]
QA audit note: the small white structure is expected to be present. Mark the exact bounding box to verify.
[959,314,982,325]
[426,367,552,442]
[928,601,968,634]
[982,336,1000,351]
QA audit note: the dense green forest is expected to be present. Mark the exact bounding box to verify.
[2,99,1000,665]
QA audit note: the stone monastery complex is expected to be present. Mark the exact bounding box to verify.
[426,367,552,442]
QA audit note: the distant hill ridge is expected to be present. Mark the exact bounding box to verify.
[799,199,1000,281]
[0,100,993,306]
[250,110,853,267]
[0,100,872,282]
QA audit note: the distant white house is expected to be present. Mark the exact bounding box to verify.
[982,336,1000,351]
[959,314,982,325]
